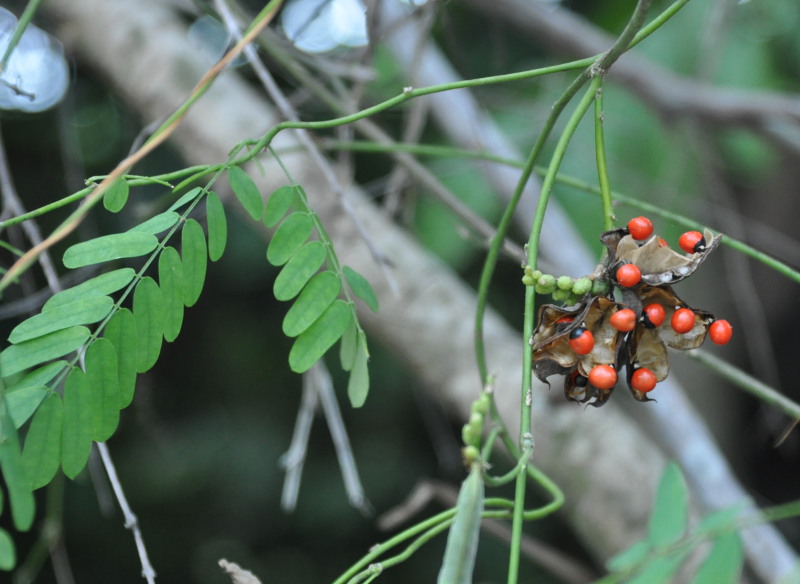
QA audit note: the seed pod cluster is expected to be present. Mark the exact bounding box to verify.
[531,218,732,406]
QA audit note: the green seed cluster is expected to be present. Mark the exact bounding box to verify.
[461,392,490,464]
[522,267,609,305]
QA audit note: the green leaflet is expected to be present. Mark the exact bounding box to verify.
[62,232,158,269]
[103,309,138,408]
[168,187,202,212]
[20,393,63,490]
[103,179,129,213]
[690,533,743,584]
[607,540,652,573]
[181,219,207,308]
[283,271,341,337]
[648,463,688,548]
[0,394,35,531]
[0,326,90,378]
[289,299,352,373]
[158,247,185,342]
[43,268,135,311]
[624,552,688,584]
[228,166,263,220]
[0,528,15,570]
[436,464,484,584]
[264,185,297,227]
[339,319,358,372]
[133,277,164,373]
[8,295,113,344]
[206,191,227,262]
[274,240,326,301]
[4,361,66,428]
[84,339,120,442]
[266,212,314,267]
[342,266,379,312]
[347,336,369,408]
[129,211,180,235]
[61,367,93,479]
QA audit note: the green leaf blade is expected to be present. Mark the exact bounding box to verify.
[103,179,129,213]
[343,266,379,312]
[0,327,90,378]
[274,240,327,301]
[62,232,158,269]
[168,187,202,212]
[228,166,263,220]
[283,271,341,338]
[132,277,164,373]
[0,528,16,571]
[0,395,36,531]
[9,296,114,344]
[690,533,743,584]
[648,463,688,548]
[61,368,93,479]
[206,191,227,262]
[129,211,180,235]
[264,185,297,227]
[266,212,314,267]
[4,361,66,428]
[103,308,138,408]
[43,268,135,311]
[347,337,369,408]
[181,219,207,307]
[20,394,63,490]
[84,338,120,442]
[158,247,185,342]
[289,299,352,373]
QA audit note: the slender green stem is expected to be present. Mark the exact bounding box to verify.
[594,84,615,231]
[687,349,800,419]
[483,444,533,487]
[0,0,44,72]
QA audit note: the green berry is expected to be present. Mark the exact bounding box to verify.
[571,277,592,296]
[530,269,543,281]
[472,393,490,417]
[522,274,536,286]
[557,276,574,291]
[552,288,569,302]
[462,445,481,465]
[591,278,611,295]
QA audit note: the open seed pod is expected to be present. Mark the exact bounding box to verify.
[601,228,721,285]
[636,285,714,350]
[563,367,616,406]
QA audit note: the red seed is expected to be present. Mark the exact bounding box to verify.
[616,264,642,288]
[631,368,657,392]
[610,308,637,332]
[556,316,574,325]
[678,231,706,254]
[709,319,733,345]
[627,216,654,241]
[671,308,695,334]
[588,365,617,390]
[643,303,666,328]
[568,328,595,355]
[657,237,669,248]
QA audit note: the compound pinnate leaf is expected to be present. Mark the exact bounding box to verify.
[43,268,135,311]
[129,211,180,235]
[9,295,113,344]
[274,240,326,301]
[343,266,379,312]
[436,465,484,584]
[103,309,138,408]
[347,337,369,408]
[690,533,743,584]
[0,396,35,531]
[181,219,207,307]
[20,393,63,490]
[84,339,120,442]
[158,246,185,343]
[648,463,688,548]
[0,327,90,378]
[267,212,314,267]
[0,528,15,570]
[103,179,129,213]
[132,277,164,373]
[62,232,158,269]
[228,166,263,220]
[206,191,227,262]
[264,185,297,228]
[283,271,341,337]
[289,299,352,373]
[61,367,92,479]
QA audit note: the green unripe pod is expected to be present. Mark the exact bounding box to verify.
[522,274,536,286]
[530,269,543,281]
[591,278,611,296]
[552,288,569,302]
[462,422,481,449]
[462,445,481,466]
[557,276,574,291]
[571,277,593,296]
[535,274,556,294]
[472,393,490,417]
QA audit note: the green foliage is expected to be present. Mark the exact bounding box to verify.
[102,178,129,213]
[205,191,227,261]
[60,367,92,479]
[20,393,63,489]
[228,165,264,220]
[436,464,485,584]
[62,231,158,268]
[0,327,90,377]
[601,464,744,584]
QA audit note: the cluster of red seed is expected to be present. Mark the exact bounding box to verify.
[531,216,732,405]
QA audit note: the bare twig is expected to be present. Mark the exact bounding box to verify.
[219,559,262,584]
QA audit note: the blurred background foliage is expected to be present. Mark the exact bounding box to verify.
[1,0,799,582]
